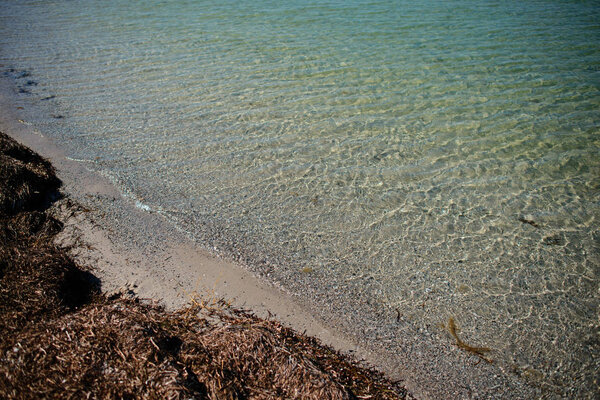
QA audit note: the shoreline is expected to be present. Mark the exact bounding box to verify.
[0,75,543,399]
[0,130,408,399]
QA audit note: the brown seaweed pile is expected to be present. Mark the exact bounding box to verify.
[0,131,410,399]
[0,131,60,213]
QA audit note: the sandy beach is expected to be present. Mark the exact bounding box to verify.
[0,75,550,399]
[3,1,599,396]
[0,100,408,398]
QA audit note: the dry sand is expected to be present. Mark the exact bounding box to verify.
[0,75,544,399]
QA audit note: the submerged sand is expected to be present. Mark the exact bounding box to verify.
[0,76,547,399]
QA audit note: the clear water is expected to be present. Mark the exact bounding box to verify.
[1,0,599,395]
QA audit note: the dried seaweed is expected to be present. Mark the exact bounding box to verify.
[0,132,60,214]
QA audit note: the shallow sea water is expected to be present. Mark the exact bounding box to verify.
[1,0,599,395]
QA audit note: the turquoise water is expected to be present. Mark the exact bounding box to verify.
[1,0,599,395]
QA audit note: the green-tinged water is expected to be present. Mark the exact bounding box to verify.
[1,0,599,395]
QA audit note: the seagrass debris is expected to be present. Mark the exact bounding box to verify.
[0,131,410,399]
[447,317,492,363]
[0,130,60,214]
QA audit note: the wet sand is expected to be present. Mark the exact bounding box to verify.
[0,76,543,399]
